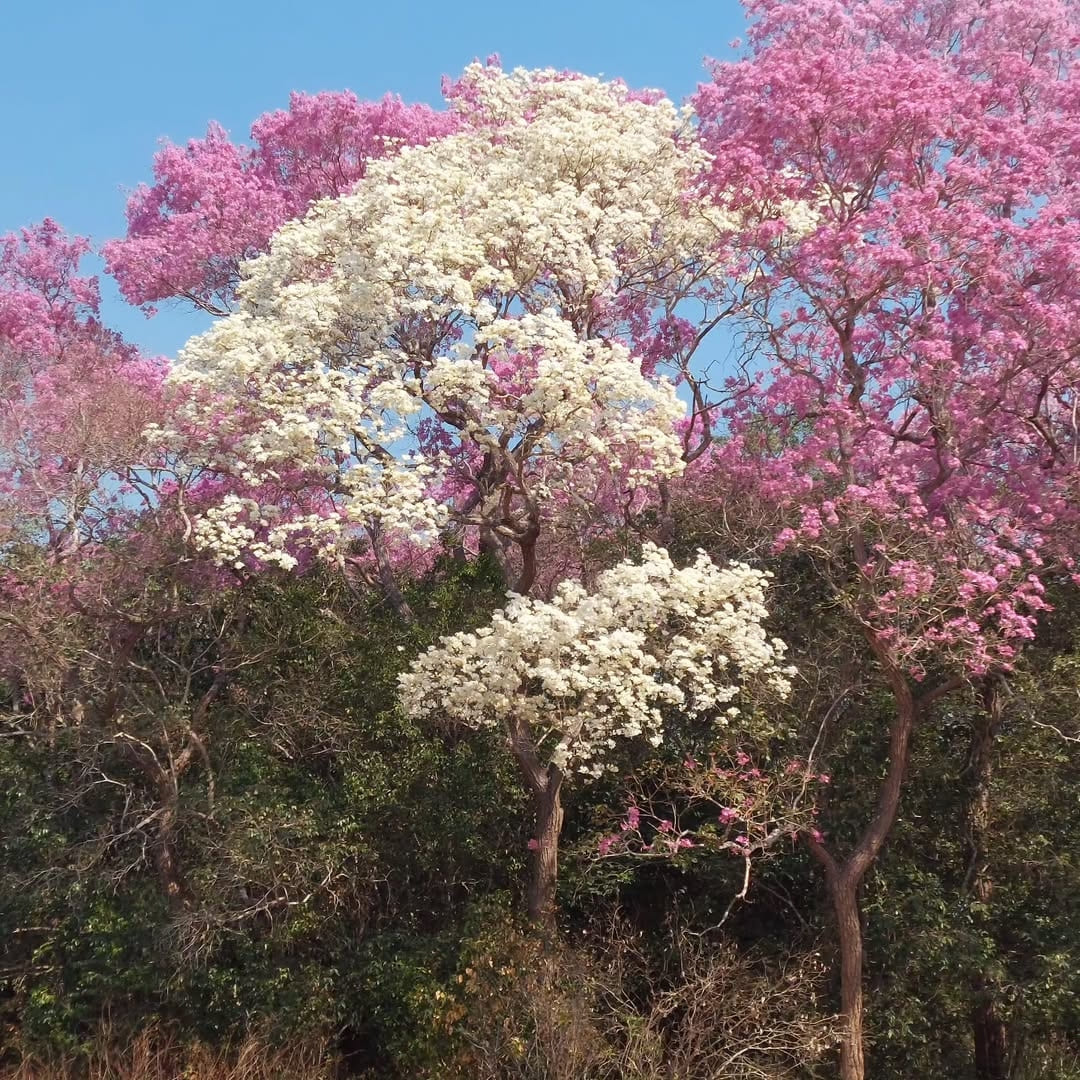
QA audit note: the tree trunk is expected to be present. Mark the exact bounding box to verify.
[368,524,415,622]
[830,873,866,1080]
[973,994,1009,1080]
[806,627,939,1080]
[527,766,564,926]
[151,771,198,914]
[117,730,206,916]
[967,677,1009,1080]
[152,816,196,915]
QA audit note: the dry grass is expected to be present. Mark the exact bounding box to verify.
[449,922,838,1080]
[1,1025,336,1080]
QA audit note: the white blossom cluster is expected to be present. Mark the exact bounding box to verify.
[191,495,345,571]
[161,65,736,567]
[399,543,796,777]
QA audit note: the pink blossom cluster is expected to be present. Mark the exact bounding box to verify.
[685,0,1080,675]
[104,92,456,314]
[597,749,828,859]
[4,5,1080,706]
[0,220,166,559]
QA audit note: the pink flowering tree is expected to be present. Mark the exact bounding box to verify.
[104,92,456,316]
[690,2,1080,1077]
[0,219,166,563]
[0,221,238,911]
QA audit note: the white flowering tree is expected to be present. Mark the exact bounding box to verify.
[157,64,738,602]
[399,543,795,923]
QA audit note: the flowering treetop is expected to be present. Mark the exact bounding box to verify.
[0,220,164,560]
[399,543,794,777]
[160,64,736,586]
[689,0,1080,674]
[104,92,455,316]
[0,220,177,712]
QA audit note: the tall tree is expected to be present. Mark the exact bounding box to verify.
[104,92,454,316]
[150,64,732,598]
[690,3,1080,1076]
[0,220,164,562]
[401,543,794,922]
[0,219,228,912]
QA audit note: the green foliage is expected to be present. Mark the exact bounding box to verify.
[0,559,525,1074]
[3,554,1080,1078]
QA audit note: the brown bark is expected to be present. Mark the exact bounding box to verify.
[479,526,511,587]
[967,677,1009,1080]
[656,478,676,547]
[151,806,196,914]
[807,627,943,1080]
[113,677,222,916]
[513,524,539,596]
[116,736,198,914]
[507,717,564,925]
[832,877,866,1080]
[973,996,1009,1080]
[527,767,564,926]
[368,524,415,623]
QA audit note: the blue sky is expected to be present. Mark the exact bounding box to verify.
[2,0,749,358]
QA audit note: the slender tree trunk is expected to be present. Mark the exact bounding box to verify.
[147,767,198,914]
[656,478,675,547]
[830,874,866,1080]
[152,803,196,915]
[527,766,564,925]
[479,526,511,588]
[508,715,565,926]
[807,628,943,1080]
[513,525,539,596]
[368,524,415,623]
[973,995,1009,1080]
[967,677,1009,1080]
[117,722,216,917]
